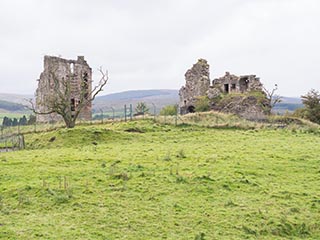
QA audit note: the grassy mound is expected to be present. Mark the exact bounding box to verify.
[25,126,125,149]
[157,111,320,132]
[1,120,320,239]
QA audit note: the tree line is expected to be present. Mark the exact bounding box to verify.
[1,115,36,127]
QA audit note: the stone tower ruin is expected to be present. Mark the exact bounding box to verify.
[35,56,92,122]
[179,59,210,114]
[179,59,264,115]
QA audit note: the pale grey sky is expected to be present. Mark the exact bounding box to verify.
[0,0,319,97]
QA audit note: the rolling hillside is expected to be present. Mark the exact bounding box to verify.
[1,119,319,239]
[0,90,303,115]
[0,93,33,104]
[93,89,179,112]
[0,93,31,115]
[93,89,303,114]
[0,100,26,112]
[273,97,303,113]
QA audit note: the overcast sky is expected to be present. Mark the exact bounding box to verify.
[0,0,319,97]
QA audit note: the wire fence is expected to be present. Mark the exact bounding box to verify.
[0,134,25,152]
[2,103,305,151]
[0,103,180,139]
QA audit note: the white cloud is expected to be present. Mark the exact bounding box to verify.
[0,0,319,96]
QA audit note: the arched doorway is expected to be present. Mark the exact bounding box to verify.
[187,105,195,113]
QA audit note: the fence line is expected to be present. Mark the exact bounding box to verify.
[3,104,267,140]
[0,134,25,152]
[0,103,300,149]
[0,103,177,137]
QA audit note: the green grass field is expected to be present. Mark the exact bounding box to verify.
[1,119,320,239]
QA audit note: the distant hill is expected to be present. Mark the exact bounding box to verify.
[274,97,303,113]
[0,90,303,115]
[0,93,31,115]
[0,100,27,112]
[94,90,304,114]
[0,93,33,104]
[281,97,302,104]
[93,89,179,113]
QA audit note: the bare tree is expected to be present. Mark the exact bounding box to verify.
[28,67,108,128]
[263,84,282,110]
[135,102,149,115]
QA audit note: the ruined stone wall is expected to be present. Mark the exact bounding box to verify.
[179,58,265,116]
[212,73,262,94]
[36,56,92,122]
[179,59,210,114]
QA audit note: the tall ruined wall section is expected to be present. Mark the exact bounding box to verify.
[36,56,92,122]
[179,59,210,114]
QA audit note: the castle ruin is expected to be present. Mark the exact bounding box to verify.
[36,56,92,122]
[179,59,267,118]
[179,59,210,114]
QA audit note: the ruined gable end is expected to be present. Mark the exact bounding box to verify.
[179,59,210,114]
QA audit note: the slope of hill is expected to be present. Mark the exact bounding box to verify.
[1,120,319,239]
[94,90,303,114]
[0,93,33,104]
[0,100,26,112]
[274,97,303,113]
[0,90,303,115]
[0,95,31,121]
[96,89,178,101]
[93,89,179,112]
[281,97,302,104]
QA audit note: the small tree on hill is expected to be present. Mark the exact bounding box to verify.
[300,89,320,124]
[19,115,28,126]
[263,84,282,110]
[12,118,18,126]
[28,115,36,125]
[135,102,149,115]
[2,116,11,127]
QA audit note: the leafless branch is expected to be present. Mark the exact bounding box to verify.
[26,98,56,115]
[263,84,282,109]
[91,67,109,100]
[31,66,109,128]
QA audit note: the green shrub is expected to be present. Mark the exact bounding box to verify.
[292,107,307,119]
[299,89,320,124]
[160,105,177,116]
[195,96,210,112]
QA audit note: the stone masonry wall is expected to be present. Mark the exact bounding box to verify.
[36,56,92,122]
[179,59,210,114]
[179,59,264,115]
[212,72,262,94]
